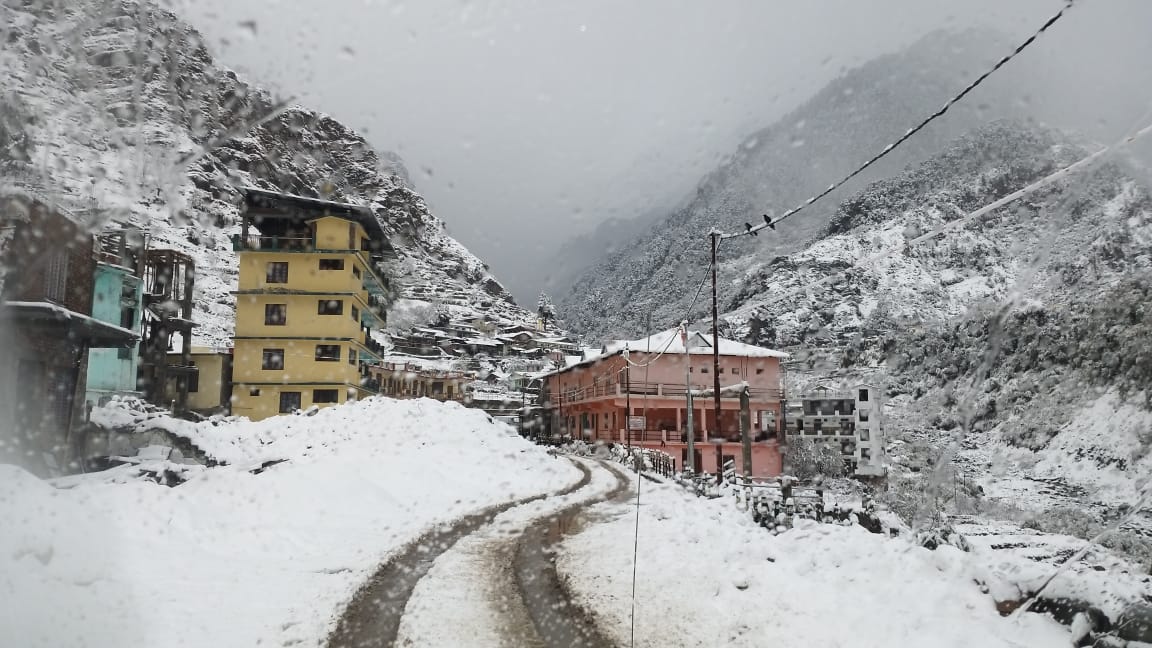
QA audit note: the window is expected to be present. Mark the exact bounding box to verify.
[266,261,288,283]
[318,299,343,315]
[351,306,359,322]
[731,367,739,374]
[353,266,361,279]
[859,410,870,422]
[861,448,872,461]
[45,251,69,302]
[279,391,301,413]
[858,388,869,402]
[701,367,709,374]
[188,362,199,393]
[313,389,339,403]
[315,344,341,361]
[797,420,804,432]
[319,258,344,270]
[349,347,357,364]
[121,306,136,330]
[814,420,823,433]
[860,429,870,441]
[265,304,287,325]
[756,368,764,375]
[249,388,261,397]
[262,349,285,370]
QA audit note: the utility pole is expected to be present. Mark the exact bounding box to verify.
[710,231,722,441]
[739,385,752,482]
[682,322,695,475]
[625,344,631,453]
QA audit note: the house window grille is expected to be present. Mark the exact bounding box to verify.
[262,349,285,370]
[315,344,341,362]
[313,389,339,403]
[45,251,69,302]
[266,262,288,284]
[265,304,287,325]
[279,391,301,413]
[318,299,343,315]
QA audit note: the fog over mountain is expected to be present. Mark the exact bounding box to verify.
[175,0,1152,306]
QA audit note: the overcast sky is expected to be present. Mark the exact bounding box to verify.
[173,0,1151,303]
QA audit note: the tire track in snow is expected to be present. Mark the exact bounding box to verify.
[392,459,628,647]
[326,458,592,648]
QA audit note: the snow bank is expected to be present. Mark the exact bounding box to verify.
[0,397,579,647]
[556,479,1069,648]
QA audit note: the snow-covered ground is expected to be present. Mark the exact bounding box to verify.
[556,478,1071,648]
[0,397,579,647]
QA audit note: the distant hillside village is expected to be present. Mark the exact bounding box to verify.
[0,186,885,482]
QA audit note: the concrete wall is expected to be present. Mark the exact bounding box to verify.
[230,381,363,420]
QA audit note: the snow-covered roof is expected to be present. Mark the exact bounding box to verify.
[3,301,139,347]
[543,327,788,377]
[605,327,789,359]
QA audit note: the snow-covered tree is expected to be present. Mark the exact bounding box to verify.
[537,291,557,327]
[785,438,845,480]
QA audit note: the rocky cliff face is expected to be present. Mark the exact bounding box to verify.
[0,0,531,346]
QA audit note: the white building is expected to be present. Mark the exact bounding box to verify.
[784,383,886,477]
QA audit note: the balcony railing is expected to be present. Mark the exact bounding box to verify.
[231,235,315,251]
[554,381,783,403]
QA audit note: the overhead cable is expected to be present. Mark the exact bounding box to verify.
[727,0,1076,239]
[738,117,1152,317]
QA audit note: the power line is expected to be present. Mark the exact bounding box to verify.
[734,116,1152,330]
[726,0,1076,240]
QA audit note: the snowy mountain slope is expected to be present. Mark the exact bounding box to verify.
[557,29,1042,342]
[724,119,1152,518]
[0,0,532,347]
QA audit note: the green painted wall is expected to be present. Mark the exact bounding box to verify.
[85,262,143,404]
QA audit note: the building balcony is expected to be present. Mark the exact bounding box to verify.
[554,381,783,404]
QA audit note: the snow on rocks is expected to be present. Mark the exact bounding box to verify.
[556,479,1069,648]
[0,397,580,647]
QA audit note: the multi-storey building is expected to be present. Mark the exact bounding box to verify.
[784,384,886,477]
[0,193,138,474]
[85,227,147,404]
[138,249,198,414]
[543,327,789,478]
[229,188,393,420]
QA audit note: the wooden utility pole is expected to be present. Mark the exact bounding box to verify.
[710,231,722,440]
[625,345,631,453]
[739,385,752,481]
[683,322,695,475]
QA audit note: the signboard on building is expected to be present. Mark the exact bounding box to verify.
[628,416,646,431]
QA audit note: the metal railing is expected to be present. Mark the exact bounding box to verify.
[557,382,783,403]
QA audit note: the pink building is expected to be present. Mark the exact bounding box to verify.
[543,328,789,478]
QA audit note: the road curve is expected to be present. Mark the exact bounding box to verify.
[326,459,593,648]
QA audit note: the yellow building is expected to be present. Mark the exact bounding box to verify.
[167,347,233,414]
[230,188,393,420]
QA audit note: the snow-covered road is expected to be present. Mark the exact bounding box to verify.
[393,458,627,647]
